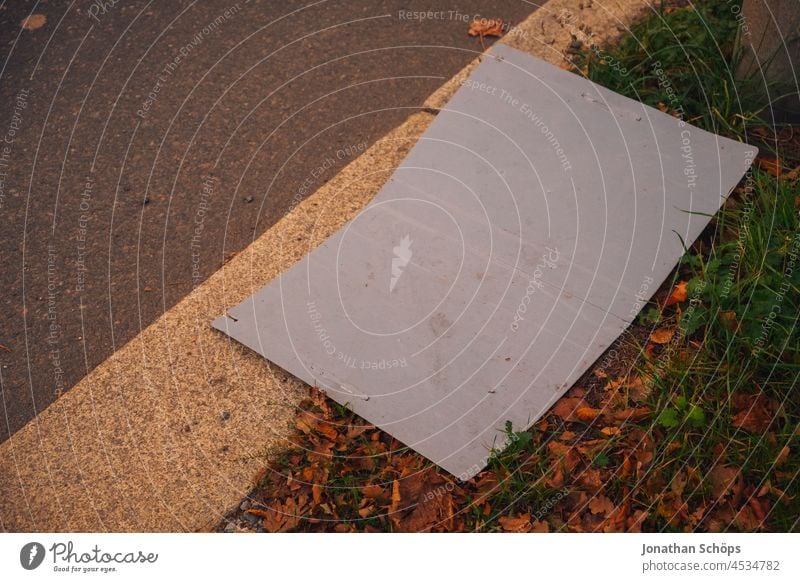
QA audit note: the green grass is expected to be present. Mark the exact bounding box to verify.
[580,2,769,136]
[579,1,799,531]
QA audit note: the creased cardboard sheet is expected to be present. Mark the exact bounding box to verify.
[213,45,756,478]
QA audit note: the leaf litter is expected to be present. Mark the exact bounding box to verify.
[218,296,790,532]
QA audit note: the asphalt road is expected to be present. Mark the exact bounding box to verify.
[0,0,539,441]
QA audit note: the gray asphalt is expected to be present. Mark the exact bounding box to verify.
[0,0,539,441]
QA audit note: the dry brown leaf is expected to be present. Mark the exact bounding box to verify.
[588,495,615,516]
[709,465,740,500]
[311,483,323,506]
[600,426,620,437]
[545,464,565,488]
[468,18,505,38]
[21,14,47,31]
[575,407,601,422]
[757,156,782,177]
[671,471,688,497]
[749,497,768,522]
[362,484,383,498]
[551,397,586,421]
[784,165,800,182]
[346,424,371,439]
[390,479,402,512]
[547,441,581,472]
[733,503,761,531]
[314,421,339,441]
[775,446,790,466]
[601,501,629,532]
[665,280,688,307]
[248,504,299,533]
[578,467,604,489]
[610,407,651,422]
[619,456,633,479]
[498,514,531,532]
[649,327,675,344]
[395,472,454,532]
[530,520,549,532]
[627,375,651,403]
[732,409,772,434]
[295,414,315,435]
[626,509,648,532]
[731,392,779,434]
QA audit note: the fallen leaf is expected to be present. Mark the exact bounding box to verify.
[731,392,779,434]
[757,156,782,177]
[620,456,633,479]
[551,397,586,421]
[671,471,688,496]
[588,495,615,516]
[498,514,531,532]
[468,18,505,38]
[530,520,549,532]
[609,407,651,422]
[784,165,800,182]
[578,467,604,489]
[665,281,688,307]
[314,421,339,441]
[394,472,455,532]
[346,424,371,439]
[708,465,740,500]
[21,14,47,31]
[547,441,581,472]
[627,375,651,403]
[390,479,402,514]
[626,509,648,532]
[545,464,564,488]
[748,497,768,522]
[649,327,675,344]
[575,407,601,422]
[734,504,762,531]
[362,484,383,498]
[311,483,323,506]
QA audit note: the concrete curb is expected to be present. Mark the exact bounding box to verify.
[425,0,652,110]
[0,0,653,532]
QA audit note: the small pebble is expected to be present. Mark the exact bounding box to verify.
[220,410,231,421]
[224,522,236,533]
[240,500,250,511]
[243,195,254,203]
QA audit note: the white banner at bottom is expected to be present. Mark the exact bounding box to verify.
[1,533,796,581]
